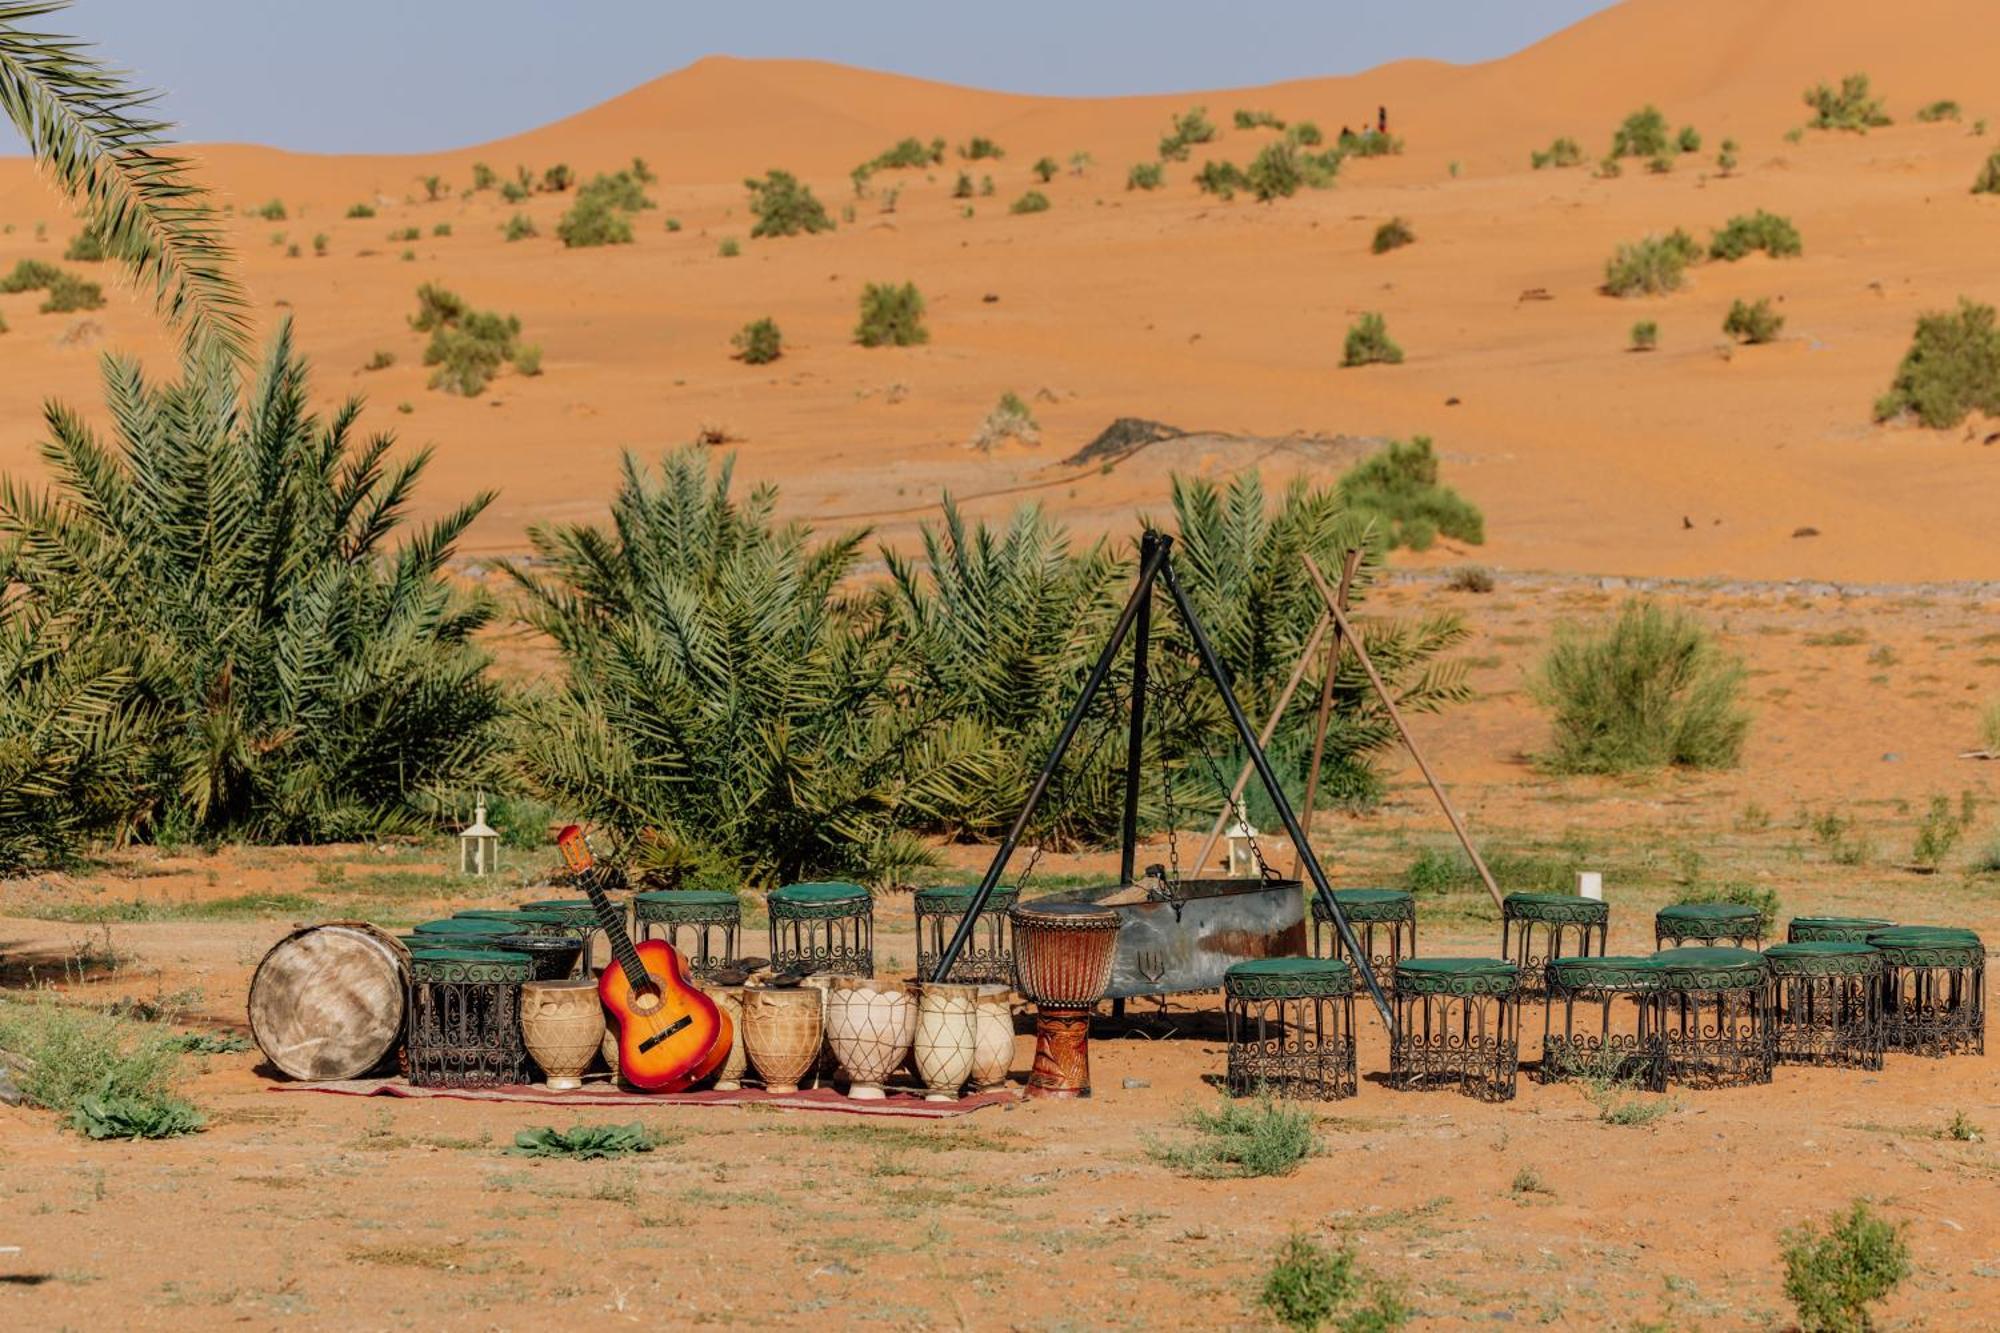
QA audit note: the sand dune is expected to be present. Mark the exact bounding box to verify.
[1,0,1996,581]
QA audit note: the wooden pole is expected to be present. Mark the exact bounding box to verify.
[1292,548,1362,878]
[1303,553,1504,911]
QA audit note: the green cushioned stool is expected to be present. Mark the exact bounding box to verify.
[768,881,874,977]
[1787,915,1893,944]
[1223,957,1358,1101]
[451,909,589,980]
[913,886,1017,985]
[1868,927,1985,1057]
[405,947,532,1088]
[1311,889,1417,994]
[412,917,509,945]
[1655,902,1763,948]
[1765,942,1883,1069]
[632,890,742,982]
[519,896,621,973]
[1390,957,1522,1102]
[1501,893,1609,995]
[1651,947,1774,1087]
[1539,955,1665,1090]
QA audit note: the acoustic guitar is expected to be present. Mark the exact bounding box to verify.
[555,825,730,1092]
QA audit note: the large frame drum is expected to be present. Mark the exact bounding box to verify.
[249,923,410,1081]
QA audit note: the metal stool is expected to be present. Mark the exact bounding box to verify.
[1390,958,1521,1102]
[1539,955,1665,1089]
[1786,915,1892,944]
[1652,947,1774,1087]
[914,885,1016,984]
[632,890,741,981]
[1655,902,1762,949]
[1311,889,1416,993]
[1224,957,1358,1101]
[1868,927,1985,1057]
[519,896,620,973]
[1765,942,1883,1070]
[1501,893,1608,995]
[405,947,532,1088]
[768,881,874,977]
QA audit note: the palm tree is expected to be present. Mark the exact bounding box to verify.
[0,0,249,361]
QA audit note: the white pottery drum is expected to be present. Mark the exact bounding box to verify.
[969,983,1016,1092]
[913,983,980,1101]
[248,923,409,1081]
[825,977,917,1099]
[742,985,823,1094]
[697,983,748,1091]
[798,972,848,1088]
[520,979,606,1091]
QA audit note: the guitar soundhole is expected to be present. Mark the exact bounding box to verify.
[631,985,662,1015]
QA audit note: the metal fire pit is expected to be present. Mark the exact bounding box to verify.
[1044,878,1306,999]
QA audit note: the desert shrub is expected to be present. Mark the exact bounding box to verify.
[389,226,420,242]
[500,179,529,204]
[576,168,654,214]
[1159,106,1216,161]
[0,999,204,1138]
[540,163,573,192]
[1781,1201,1910,1333]
[970,391,1038,451]
[958,136,1003,161]
[1647,152,1675,175]
[1127,161,1164,191]
[1341,312,1402,367]
[346,202,375,219]
[1973,151,2000,194]
[471,162,497,191]
[1631,319,1659,351]
[744,168,833,238]
[1910,793,1971,870]
[555,195,633,247]
[363,348,395,371]
[1195,160,1248,198]
[855,281,927,347]
[664,217,681,232]
[950,170,975,199]
[1805,74,1891,131]
[1530,136,1584,169]
[1917,99,1962,123]
[1147,1096,1317,1178]
[732,316,782,365]
[410,281,467,331]
[1982,699,2000,752]
[1724,298,1784,344]
[421,174,445,201]
[0,322,499,843]
[1234,108,1284,130]
[503,213,536,241]
[510,1122,660,1159]
[1873,298,2000,427]
[1010,190,1050,215]
[1595,154,1623,179]
[432,223,451,238]
[312,233,328,255]
[0,309,7,334]
[515,344,543,377]
[1260,1233,1410,1333]
[1247,141,1305,200]
[1603,229,1700,297]
[866,137,933,171]
[1534,599,1749,774]
[1677,125,1702,153]
[63,227,110,261]
[1343,130,1401,158]
[1336,436,1482,549]
[0,257,64,292]
[413,284,528,395]
[1032,155,1058,182]
[1611,105,1671,157]
[1371,217,1415,254]
[1445,565,1495,593]
[1710,210,1802,261]
[1717,138,1740,174]
[40,273,104,313]
[255,198,287,221]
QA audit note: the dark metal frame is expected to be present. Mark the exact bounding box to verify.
[1225,978,1358,1101]
[634,896,742,983]
[1878,946,1985,1058]
[1503,898,1609,997]
[1390,975,1521,1103]
[1658,976,1776,1088]
[768,894,873,978]
[928,532,1396,1036]
[1311,895,1417,996]
[1770,964,1884,1070]
[405,954,532,1089]
[1539,964,1665,1091]
[914,888,1016,985]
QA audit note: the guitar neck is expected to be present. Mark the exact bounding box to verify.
[578,868,651,988]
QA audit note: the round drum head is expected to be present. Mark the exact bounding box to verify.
[249,924,408,1081]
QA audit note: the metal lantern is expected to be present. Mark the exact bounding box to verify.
[1224,818,1259,878]
[458,799,500,877]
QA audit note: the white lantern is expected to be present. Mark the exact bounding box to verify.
[459,798,500,877]
[1224,818,1259,879]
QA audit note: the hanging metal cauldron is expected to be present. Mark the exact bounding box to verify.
[1043,877,1307,999]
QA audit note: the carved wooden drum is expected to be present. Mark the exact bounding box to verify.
[1009,902,1121,1099]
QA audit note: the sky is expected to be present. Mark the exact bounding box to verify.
[3,1,1619,155]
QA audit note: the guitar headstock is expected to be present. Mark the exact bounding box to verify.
[555,824,594,875]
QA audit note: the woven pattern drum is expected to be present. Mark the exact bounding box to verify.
[913,886,1017,985]
[1653,947,1774,1087]
[1655,903,1763,949]
[768,882,873,977]
[405,947,532,1088]
[1868,927,1985,1057]
[1390,958,1522,1101]
[1311,889,1416,993]
[1010,902,1121,1099]
[1501,893,1608,995]
[1787,916,1893,944]
[633,890,741,982]
[1764,942,1883,1069]
[1539,955,1664,1089]
[1224,957,1357,1101]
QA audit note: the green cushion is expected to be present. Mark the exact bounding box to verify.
[1651,946,1768,990]
[516,898,605,924]
[1658,903,1761,922]
[454,908,573,929]
[1311,888,1416,924]
[771,881,869,904]
[769,880,872,921]
[1867,926,1983,967]
[1394,956,1518,997]
[1225,956,1355,998]
[914,885,1020,912]
[1787,915,1893,943]
[408,947,532,982]
[1503,892,1609,923]
[1866,925,1978,946]
[412,917,509,937]
[1546,955,1661,992]
[1763,941,1881,978]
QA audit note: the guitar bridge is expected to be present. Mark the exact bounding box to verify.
[636,1014,693,1054]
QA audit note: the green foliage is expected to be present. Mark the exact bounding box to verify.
[421,174,445,202]
[389,226,420,242]
[1781,1201,1910,1333]
[425,311,524,395]
[363,348,395,371]
[1404,846,1460,894]
[514,343,542,377]
[503,212,537,241]
[1646,152,1674,175]
[1873,298,2000,427]
[1611,105,1671,157]
[1159,106,1216,161]
[744,168,833,238]
[40,272,103,313]
[1245,142,1316,199]
[1445,565,1494,593]
[499,179,529,204]
[718,236,740,258]
[1260,1233,1410,1332]
[1371,217,1414,254]
[510,1121,660,1158]
[1340,129,1401,157]
[555,195,633,247]
[970,391,1039,451]
[1341,312,1403,368]
[1710,210,1802,261]
[0,257,65,292]
[1603,230,1701,297]
[1286,121,1323,147]
[958,136,1004,161]
[1010,190,1051,215]
[1595,154,1623,179]
[951,170,974,199]
[1676,125,1702,153]
[1147,1096,1317,1178]
[732,316,782,365]
[1804,74,1892,132]
[1916,99,1961,123]
[256,198,288,221]
[1194,159,1249,198]
[1530,136,1584,169]
[345,202,375,219]
[1127,161,1164,191]
[312,233,328,256]
[1630,319,1659,351]
[1031,155,1058,182]
[863,137,934,173]
[64,226,109,261]
[1718,138,1740,174]
[1724,297,1784,344]
[664,217,681,232]
[75,1092,206,1140]
[431,223,451,237]
[1235,108,1285,131]
[1973,151,2000,194]
[854,281,928,347]
[471,162,497,191]
[575,168,655,214]
[1533,600,1749,774]
[1982,698,2000,752]
[1910,793,1970,870]
[1335,437,1482,550]
[0,998,204,1138]
[540,163,573,192]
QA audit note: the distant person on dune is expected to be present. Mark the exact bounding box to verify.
[1378,105,1388,134]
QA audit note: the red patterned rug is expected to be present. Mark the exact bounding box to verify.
[269,1077,1017,1117]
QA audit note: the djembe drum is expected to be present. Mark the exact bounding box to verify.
[1009,902,1121,1099]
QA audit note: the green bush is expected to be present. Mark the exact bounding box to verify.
[1677,125,1702,153]
[41,273,104,313]
[951,170,974,199]
[718,237,740,258]
[1341,312,1402,368]
[1717,138,1740,174]
[413,284,528,395]
[1595,154,1623,179]
[1917,99,1962,123]
[255,198,287,221]
[1234,108,1284,131]
[732,316,782,365]
[1009,190,1051,215]
[958,136,1004,161]
[410,281,466,331]
[1710,210,1802,261]
[865,136,934,171]
[389,226,420,242]
[970,391,1039,451]
[1910,793,1970,870]
[471,162,497,191]
[540,163,573,192]
[1336,436,1482,550]
[1973,151,2000,194]
[1724,297,1784,344]
[1194,160,1249,198]
[500,179,529,204]
[1630,319,1659,351]
[363,348,395,371]
[1342,129,1401,158]
[1603,230,1701,297]
[421,174,445,202]
[312,233,329,256]
[1371,217,1415,254]
[432,223,452,238]
[63,227,109,261]
[555,195,633,247]
[745,168,833,238]
[1127,161,1164,191]
[1533,600,1749,774]
[1286,121,1324,148]
[0,257,65,292]
[1031,155,1059,182]
[664,217,681,232]
[1804,74,1891,131]
[1646,152,1675,175]
[1247,142,1304,200]
[1611,105,1671,157]
[1147,1096,1317,1178]
[1259,1233,1410,1332]
[1158,106,1216,161]
[1781,1201,1910,1333]
[855,281,927,347]
[346,202,375,219]
[1530,137,1584,169]
[0,1000,204,1139]
[1873,298,2000,427]
[503,213,536,241]
[514,344,543,377]
[510,1122,659,1158]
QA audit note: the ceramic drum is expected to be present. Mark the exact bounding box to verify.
[913,982,981,1101]
[1009,902,1121,1099]
[824,977,917,1099]
[968,983,1016,1092]
[519,978,606,1090]
[741,985,823,1094]
[697,983,749,1091]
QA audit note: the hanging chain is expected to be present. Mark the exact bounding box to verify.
[1157,634,1278,881]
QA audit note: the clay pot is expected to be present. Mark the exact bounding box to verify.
[520,979,606,1091]
[824,977,917,1099]
[913,983,980,1102]
[742,986,822,1094]
[968,983,1016,1093]
[798,972,849,1088]
[697,984,748,1091]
